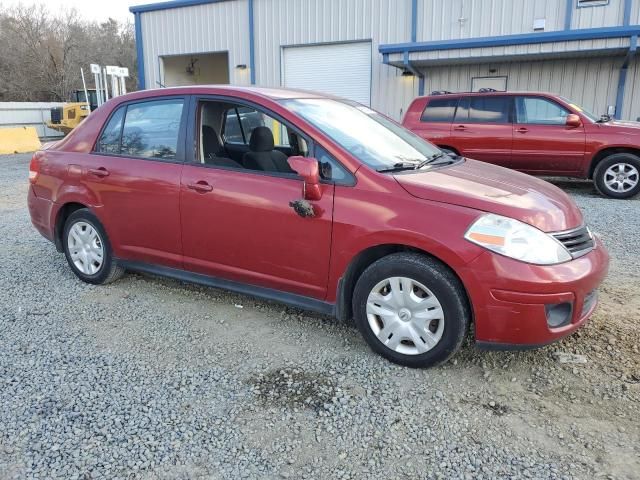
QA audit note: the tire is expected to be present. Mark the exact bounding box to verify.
[62,208,125,285]
[593,153,640,199]
[352,252,470,368]
[439,148,458,158]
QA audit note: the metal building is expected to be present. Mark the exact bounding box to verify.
[130,0,640,121]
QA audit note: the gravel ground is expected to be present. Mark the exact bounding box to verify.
[1,153,639,480]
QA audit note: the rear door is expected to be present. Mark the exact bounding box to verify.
[90,97,187,268]
[450,95,513,166]
[409,97,458,150]
[511,96,586,175]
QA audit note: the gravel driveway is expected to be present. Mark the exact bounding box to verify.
[1,153,638,480]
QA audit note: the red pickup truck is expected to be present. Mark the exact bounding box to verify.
[403,91,640,199]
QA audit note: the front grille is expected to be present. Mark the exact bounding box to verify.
[552,225,595,258]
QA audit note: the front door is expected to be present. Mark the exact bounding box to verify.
[511,96,586,175]
[449,95,513,166]
[180,98,334,300]
[180,167,334,299]
[89,97,187,268]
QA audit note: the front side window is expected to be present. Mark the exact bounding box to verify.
[315,145,352,184]
[516,97,570,125]
[420,98,458,123]
[120,99,184,160]
[96,106,125,154]
[282,98,441,171]
[455,96,511,124]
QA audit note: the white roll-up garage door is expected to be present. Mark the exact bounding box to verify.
[282,42,372,106]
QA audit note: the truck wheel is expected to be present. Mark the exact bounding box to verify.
[352,253,470,368]
[63,209,125,284]
[593,153,640,199]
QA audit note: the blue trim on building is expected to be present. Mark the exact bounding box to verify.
[379,25,640,54]
[130,0,229,14]
[615,34,638,119]
[411,0,418,43]
[564,0,573,30]
[623,0,633,26]
[249,0,256,84]
[134,12,146,89]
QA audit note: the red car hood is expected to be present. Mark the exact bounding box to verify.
[394,159,583,232]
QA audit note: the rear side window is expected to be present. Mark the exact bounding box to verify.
[420,98,458,122]
[455,96,511,124]
[516,97,570,125]
[96,106,125,154]
[121,99,184,160]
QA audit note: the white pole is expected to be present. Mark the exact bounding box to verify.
[95,73,102,107]
[102,68,110,101]
[80,68,89,109]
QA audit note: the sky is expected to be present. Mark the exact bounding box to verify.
[0,0,170,22]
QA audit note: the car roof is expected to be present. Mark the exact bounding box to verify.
[118,85,337,102]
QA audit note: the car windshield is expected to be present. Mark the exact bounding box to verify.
[559,96,599,122]
[281,98,442,170]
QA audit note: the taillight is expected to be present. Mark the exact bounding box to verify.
[29,152,41,184]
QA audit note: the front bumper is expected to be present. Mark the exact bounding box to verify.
[459,236,609,347]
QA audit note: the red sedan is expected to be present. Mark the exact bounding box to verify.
[28,86,609,367]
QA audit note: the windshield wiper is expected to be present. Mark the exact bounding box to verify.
[414,152,448,170]
[377,162,419,173]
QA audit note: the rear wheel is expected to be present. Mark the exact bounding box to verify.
[63,209,125,284]
[593,153,640,199]
[352,253,470,368]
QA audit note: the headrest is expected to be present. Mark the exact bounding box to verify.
[249,126,274,152]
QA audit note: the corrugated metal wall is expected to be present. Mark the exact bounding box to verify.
[623,58,640,122]
[420,56,622,117]
[252,0,416,119]
[140,0,250,90]
[417,0,566,40]
[417,0,634,40]
[137,0,639,120]
[572,0,627,29]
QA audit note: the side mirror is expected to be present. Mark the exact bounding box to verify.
[287,156,322,201]
[566,114,582,128]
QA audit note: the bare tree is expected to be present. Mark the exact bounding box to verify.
[0,2,137,102]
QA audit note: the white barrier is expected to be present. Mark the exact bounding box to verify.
[0,102,65,139]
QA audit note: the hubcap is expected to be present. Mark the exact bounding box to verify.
[604,163,639,193]
[67,221,104,275]
[366,277,444,356]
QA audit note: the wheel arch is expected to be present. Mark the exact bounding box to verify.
[53,202,89,252]
[436,145,460,155]
[335,243,472,324]
[588,147,640,178]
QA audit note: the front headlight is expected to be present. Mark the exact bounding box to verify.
[464,213,571,265]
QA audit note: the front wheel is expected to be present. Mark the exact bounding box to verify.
[593,153,640,199]
[63,209,125,284]
[352,253,470,368]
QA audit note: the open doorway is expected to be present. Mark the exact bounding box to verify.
[161,52,229,87]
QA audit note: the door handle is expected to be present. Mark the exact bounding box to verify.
[187,181,213,193]
[453,125,467,131]
[88,167,110,178]
[515,127,529,133]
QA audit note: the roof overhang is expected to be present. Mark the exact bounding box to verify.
[130,0,231,14]
[380,25,640,68]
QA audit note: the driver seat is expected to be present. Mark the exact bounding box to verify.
[242,126,293,173]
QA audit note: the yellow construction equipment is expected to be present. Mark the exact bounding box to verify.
[47,89,99,135]
[0,126,41,154]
